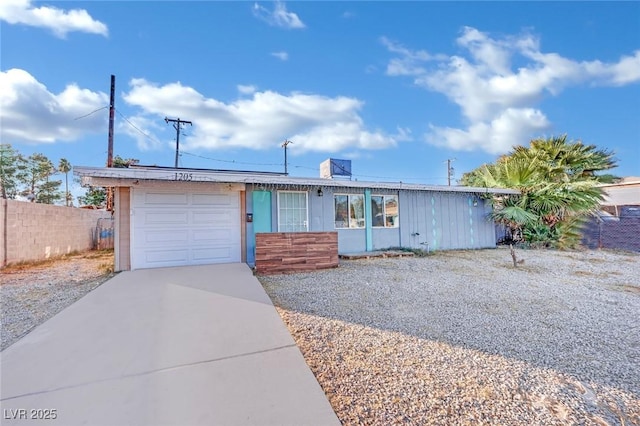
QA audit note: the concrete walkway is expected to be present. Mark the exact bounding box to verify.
[0,264,340,426]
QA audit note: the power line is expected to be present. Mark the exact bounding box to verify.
[106,118,449,183]
[115,108,163,146]
[181,151,282,168]
[181,151,444,182]
[73,105,108,121]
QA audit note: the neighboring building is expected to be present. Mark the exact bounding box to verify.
[599,177,640,216]
[74,165,518,271]
[582,177,640,252]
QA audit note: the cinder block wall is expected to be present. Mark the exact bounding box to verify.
[255,232,339,275]
[1,199,112,267]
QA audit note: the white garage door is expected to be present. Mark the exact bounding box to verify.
[131,188,241,269]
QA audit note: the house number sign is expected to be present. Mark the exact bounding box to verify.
[174,172,194,181]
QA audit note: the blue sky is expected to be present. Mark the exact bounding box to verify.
[1,1,639,198]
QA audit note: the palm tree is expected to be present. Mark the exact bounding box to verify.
[58,158,72,206]
[462,136,616,248]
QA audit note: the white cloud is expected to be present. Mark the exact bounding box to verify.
[383,27,640,154]
[380,36,447,76]
[253,1,305,29]
[122,78,408,153]
[426,108,550,154]
[0,68,108,143]
[117,115,166,151]
[0,0,108,37]
[237,84,258,95]
[271,51,289,61]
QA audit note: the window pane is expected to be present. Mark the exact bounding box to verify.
[350,195,365,228]
[385,196,399,227]
[334,195,348,228]
[371,196,384,227]
[278,192,307,232]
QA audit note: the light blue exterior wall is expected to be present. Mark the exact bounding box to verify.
[245,185,496,262]
[398,191,495,251]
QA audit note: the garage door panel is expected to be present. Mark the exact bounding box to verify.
[132,188,241,269]
[144,249,189,264]
[192,211,233,225]
[144,211,189,225]
[192,193,236,206]
[143,192,189,205]
[143,230,189,244]
[192,247,233,262]
[192,229,233,243]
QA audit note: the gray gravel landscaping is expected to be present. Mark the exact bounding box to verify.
[260,247,640,425]
[1,252,114,351]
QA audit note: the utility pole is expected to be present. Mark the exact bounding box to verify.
[165,117,192,168]
[446,158,456,186]
[106,75,115,211]
[282,139,293,175]
[107,75,115,168]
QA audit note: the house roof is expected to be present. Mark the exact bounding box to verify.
[73,165,520,195]
[598,177,640,206]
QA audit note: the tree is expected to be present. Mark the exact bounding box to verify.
[16,153,62,204]
[58,158,72,206]
[0,144,20,199]
[77,186,106,207]
[461,135,616,249]
[113,155,139,168]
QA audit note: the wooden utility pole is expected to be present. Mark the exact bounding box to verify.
[107,75,115,168]
[165,117,192,168]
[282,139,293,175]
[106,75,115,211]
[446,158,456,186]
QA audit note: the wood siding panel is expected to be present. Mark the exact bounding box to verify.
[255,232,338,275]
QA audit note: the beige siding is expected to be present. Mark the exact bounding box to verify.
[115,187,131,271]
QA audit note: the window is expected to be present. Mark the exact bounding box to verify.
[371,195,399,228]
[277,191,308,232]
[334,194,365,229]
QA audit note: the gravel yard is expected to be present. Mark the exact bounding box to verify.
[1,251,115,351]
[260,248,640,426]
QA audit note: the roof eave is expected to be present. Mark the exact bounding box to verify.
[74,166,520,195]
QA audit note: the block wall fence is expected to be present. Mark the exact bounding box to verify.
[1,199,112,268]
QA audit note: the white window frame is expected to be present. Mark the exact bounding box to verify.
[371,194,399,228]
[277,191,309,232]
[334,193,365,229]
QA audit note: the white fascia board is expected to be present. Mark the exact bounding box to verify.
[74,166,520,195]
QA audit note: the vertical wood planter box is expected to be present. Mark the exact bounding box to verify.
[255,232,339,275]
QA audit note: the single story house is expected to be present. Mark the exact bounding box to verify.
[74,165,518,271]
[598,177,640,216]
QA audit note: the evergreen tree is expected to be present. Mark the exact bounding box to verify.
[17,153,62,204]
[0,144,20,199]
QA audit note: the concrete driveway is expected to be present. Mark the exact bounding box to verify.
[0,264,340,426]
